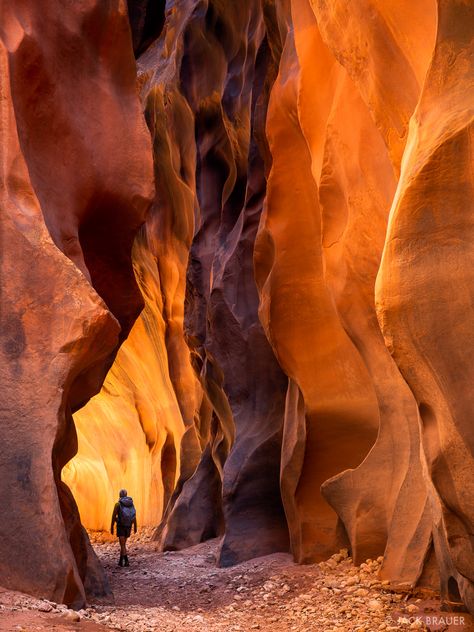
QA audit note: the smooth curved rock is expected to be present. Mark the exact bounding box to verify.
[255,2,382,562]
[0,0,153,606]
[5,0,474,617]
[376,0,474,609]
[0,43,117,605]
[137,0,290,564]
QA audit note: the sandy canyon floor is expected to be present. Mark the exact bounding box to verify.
[0,533,471,632]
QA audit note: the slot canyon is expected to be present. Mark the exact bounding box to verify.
[1,0,474,630]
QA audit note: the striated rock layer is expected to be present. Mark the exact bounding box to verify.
[70,0,291,566]
[3,0,474,616]
[376,0,474,610]
[145,0,291,565]
[0,0,153,607]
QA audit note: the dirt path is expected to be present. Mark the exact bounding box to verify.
[1,534,472,631]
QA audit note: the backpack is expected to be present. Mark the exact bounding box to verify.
[118,496,136,527]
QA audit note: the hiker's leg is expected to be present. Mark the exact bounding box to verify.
[119,536,127,555]
[123,537,130,566]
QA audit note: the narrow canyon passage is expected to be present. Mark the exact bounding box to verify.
[3,0,474,628]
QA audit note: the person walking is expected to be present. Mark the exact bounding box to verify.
[111,489,137,567]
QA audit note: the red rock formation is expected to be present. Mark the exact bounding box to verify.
[4,0,474,617]
[137,0,290,565]
[256,3,381,563]
[376,0,474,610]
[66,1,290,568]
[0,0,153,607]
[63,229,196,531]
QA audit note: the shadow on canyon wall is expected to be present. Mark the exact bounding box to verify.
[1,0,474,616]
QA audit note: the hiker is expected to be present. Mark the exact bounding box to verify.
[111,489,137,567]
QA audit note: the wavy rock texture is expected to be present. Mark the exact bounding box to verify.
[67,0,474,611]
[4,0,474,617]
[137,0,290,565]
[376,0,474,610]
[63,230,196,530]
[0,0,153,607]
[67,1,290,568]
[254,0,435,578]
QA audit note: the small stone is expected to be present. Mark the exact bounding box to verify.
[367,599,384,611]
[345,575,359,586]
[37,602,53,612]
[410,621,424,630]
[325,559,338,570]
[406,603,419,613]
[65,609,81,622]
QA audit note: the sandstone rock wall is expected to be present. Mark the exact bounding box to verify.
[4,0,474,615]
[376,0,474,609]
[69,0,291,565]
[137,0,291,564]
[255,0,438,576]
[0,0,153,607]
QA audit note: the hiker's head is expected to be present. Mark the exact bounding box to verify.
[119,489,127,498]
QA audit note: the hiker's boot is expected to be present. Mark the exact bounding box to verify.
[124,555,129,567]
[118,556,124,567]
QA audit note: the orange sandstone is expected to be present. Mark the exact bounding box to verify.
[3,0,474,617]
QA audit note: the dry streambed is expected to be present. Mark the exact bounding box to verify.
[0,536,471,632]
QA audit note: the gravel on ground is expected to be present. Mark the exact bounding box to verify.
[0,531,471,632]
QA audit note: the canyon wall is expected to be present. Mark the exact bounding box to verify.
[376,0,474,610]
[0,0,154,607]
[3,0,474,615]
[256,0,438,578]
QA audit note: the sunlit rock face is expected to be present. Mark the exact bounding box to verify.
[254,0,474,609]
[68,0,474,610]
[376,0,474,610]
[0,0,153,607]
[257,0,438,577]
[141,0,291,566]
[63,232,194,531]
[4,0,474,616]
